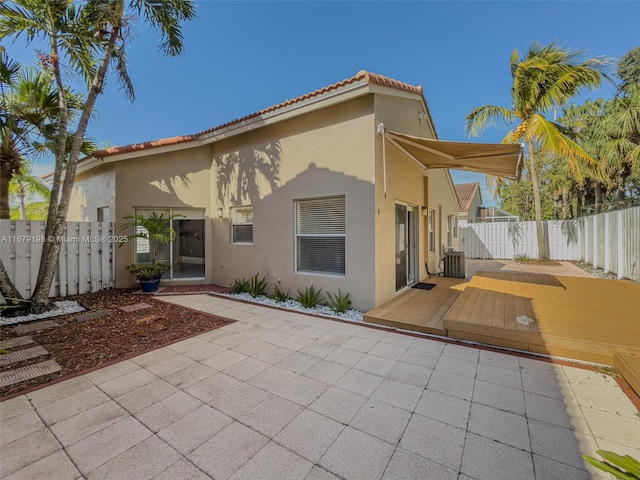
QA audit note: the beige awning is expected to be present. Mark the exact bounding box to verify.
[384,129,524,180]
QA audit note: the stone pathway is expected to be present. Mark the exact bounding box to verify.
[1,324,62,388]
[1,295,639,480]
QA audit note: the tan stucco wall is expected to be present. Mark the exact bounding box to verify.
[209,96,377,311]
[465,192,483,223]
[113,146,212,288]
[372,93,460,306]
[68,165,116,222]
[427,170,461,270]
[68,88,461,312]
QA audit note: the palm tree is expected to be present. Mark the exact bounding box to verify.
[599,84,640,208]
[0,51,59,219]
[561,99,609,213]
[466,42,608,259]
[0,0,196,312]
[9,162,50,220]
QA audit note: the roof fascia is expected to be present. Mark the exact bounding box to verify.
[78,139,201,173]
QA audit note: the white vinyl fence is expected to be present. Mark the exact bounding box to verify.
[459,206,640,283]
[0,220,115,298]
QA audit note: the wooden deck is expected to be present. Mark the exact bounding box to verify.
[444,271,640,365]
[363,277,469,335]
[365,271,640,367]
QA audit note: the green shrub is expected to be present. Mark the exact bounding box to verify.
[248,273,268,298]
[231,277,250,294]
[583,450,640,479]
[296,285,324,308]
[325,289,352,314]
[514,254,532,263]
[270,284,290,303]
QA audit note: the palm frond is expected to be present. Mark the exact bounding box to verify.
[132,0,196,56]
[113,43,135,101]
[465,105,516,138]
[527,113,600,184]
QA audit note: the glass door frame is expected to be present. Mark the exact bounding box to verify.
[133,208,206,282]
[395,202,418,292]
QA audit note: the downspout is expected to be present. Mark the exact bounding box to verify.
[376,123,387,199]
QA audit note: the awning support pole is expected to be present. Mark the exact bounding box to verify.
[377,123,387,199]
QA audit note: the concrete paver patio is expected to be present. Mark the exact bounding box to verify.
[2,295,639,480]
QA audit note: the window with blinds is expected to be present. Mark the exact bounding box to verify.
[295,196,345,275]
[232,206,253,243]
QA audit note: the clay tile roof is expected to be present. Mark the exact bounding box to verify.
[88,71,423,159]
[92,135,196,158]
[195,70,423,137]
[454,182,481,212]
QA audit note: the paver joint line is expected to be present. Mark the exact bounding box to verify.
[4,293,639,480]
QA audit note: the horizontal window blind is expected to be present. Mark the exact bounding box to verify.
[296,196,345,275]
[232,206,253,243]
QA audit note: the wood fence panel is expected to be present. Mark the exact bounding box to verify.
[0,220,115,298]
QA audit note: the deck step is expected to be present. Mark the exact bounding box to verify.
[615,352,640,397]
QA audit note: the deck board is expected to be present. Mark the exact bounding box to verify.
[443,271,640,365]
[365,270,640,393]
[364,277,468,335]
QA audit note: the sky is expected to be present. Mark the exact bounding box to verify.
[6,1,639,206]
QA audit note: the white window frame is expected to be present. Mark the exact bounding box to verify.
[295,196,346,276]
[231,206,254,244]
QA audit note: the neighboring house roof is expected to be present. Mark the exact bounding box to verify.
[455,182,482,213]
[89,70,426,160]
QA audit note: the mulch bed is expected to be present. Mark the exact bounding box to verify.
[515,260,562,266]
[0,289,233,398]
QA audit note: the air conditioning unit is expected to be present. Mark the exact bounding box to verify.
[444,251,467,278]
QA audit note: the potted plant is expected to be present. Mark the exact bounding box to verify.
[120,212,184,292]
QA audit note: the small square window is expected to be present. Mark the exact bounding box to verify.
[232,206,253,243]
[97,207,110,222]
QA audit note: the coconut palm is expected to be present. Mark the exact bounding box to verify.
[0,0,196,312]
[466,42,608,259]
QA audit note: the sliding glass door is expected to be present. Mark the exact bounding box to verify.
[395,203,417,291]
[134,208,205,280]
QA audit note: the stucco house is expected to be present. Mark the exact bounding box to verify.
[455,182,483,225]
[68,71,521,311]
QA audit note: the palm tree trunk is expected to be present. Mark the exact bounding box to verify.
[527,141,547,260]
[30,27,121,313]
[617,170,627,210]
[562,186,570,220]
[595,183,602,213]
[0,163,11,219]
[0,258,23,300]
[19,191,26,220]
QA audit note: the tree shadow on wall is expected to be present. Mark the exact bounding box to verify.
[215,141,282,206]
